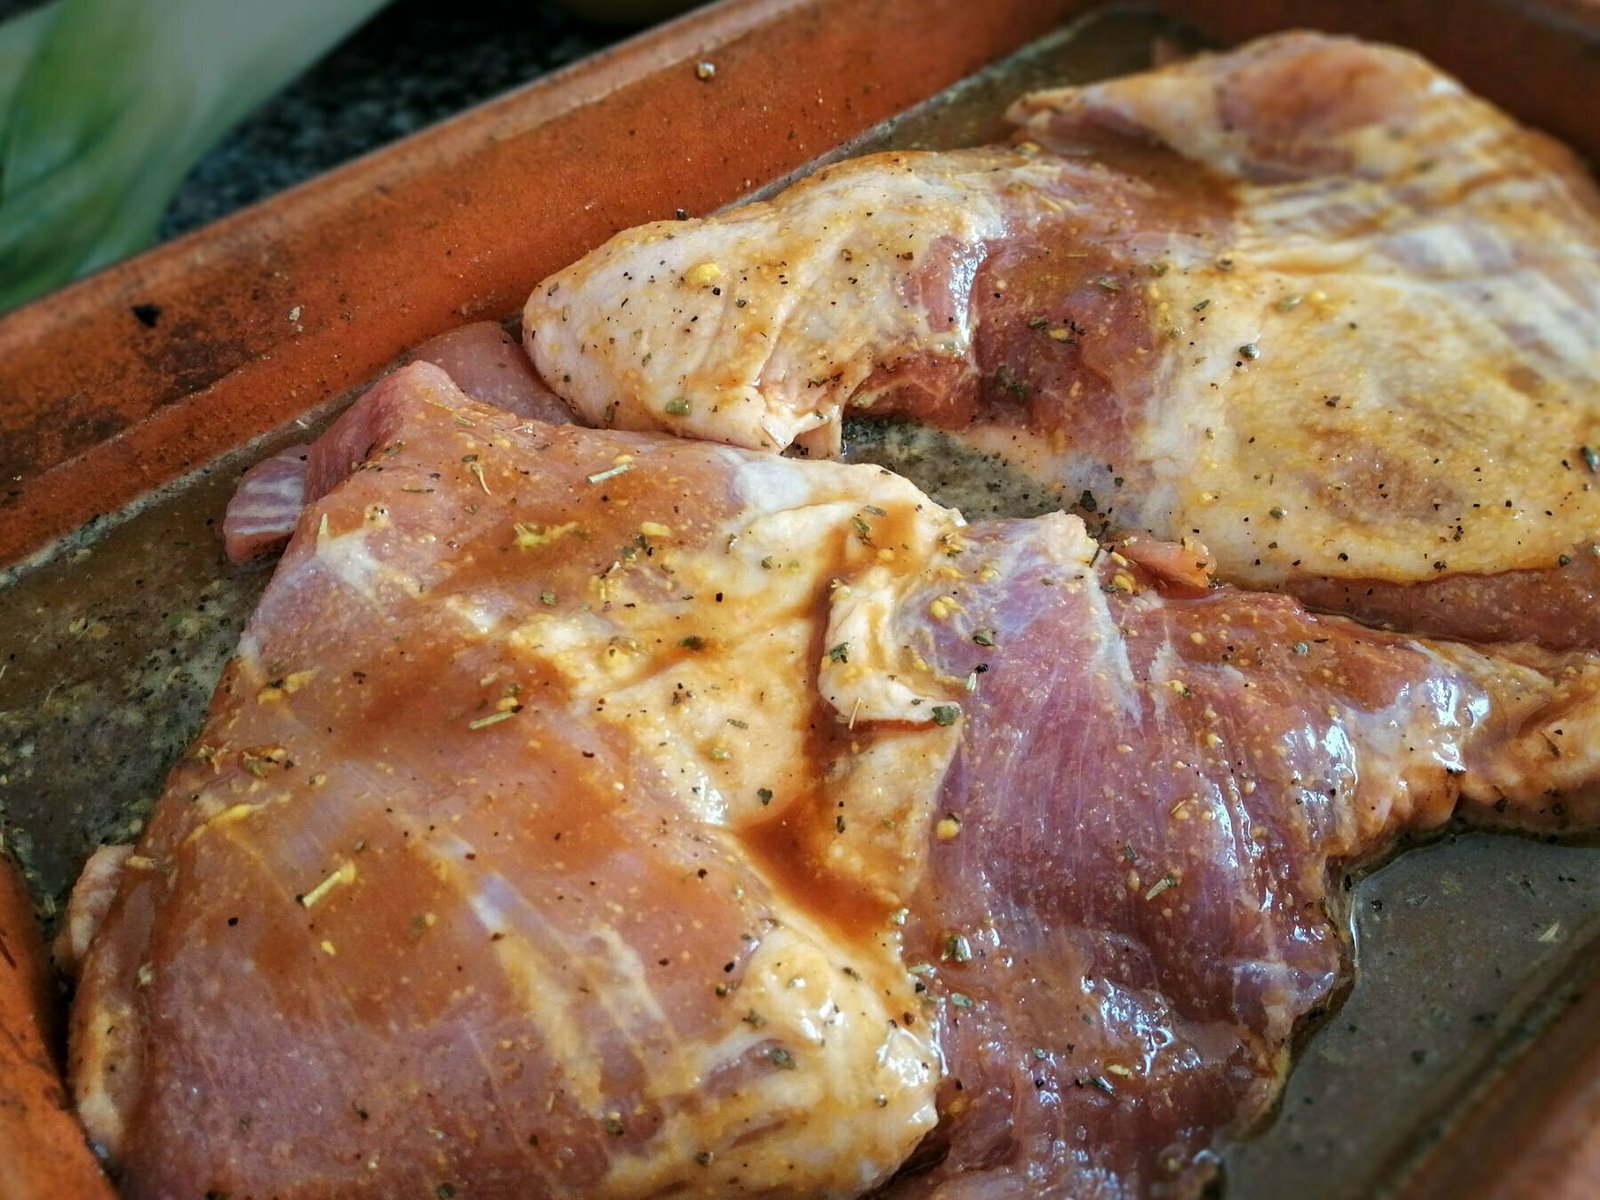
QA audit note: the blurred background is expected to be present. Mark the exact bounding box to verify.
[0,0,702,312]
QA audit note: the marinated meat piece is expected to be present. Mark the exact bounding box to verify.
[1287,553,1600,648]
[223,322,566,562]
[52,845,133,979]
[525,143,1030,456]
[524,32,1600,648]
[76,364,956,1199]
[405,320,571,425]
[72,372,1600,1197]
[221,443,311,563]
[885,518,1600,1196]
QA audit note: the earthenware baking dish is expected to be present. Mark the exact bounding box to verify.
[2,1,1599,1196]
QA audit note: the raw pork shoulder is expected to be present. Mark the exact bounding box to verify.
[222,321,565,562]
[71,367,1600,1197]
[524,32,1600,649]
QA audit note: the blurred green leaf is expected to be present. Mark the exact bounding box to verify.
[0,1,57,122]
[0,0,392,312]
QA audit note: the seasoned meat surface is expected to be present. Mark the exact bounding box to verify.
[72,369,1600,1197]
[223,321,564,563]
[79,364,959,1199]
[524,32,1600,648]
[886,525,1600,1195]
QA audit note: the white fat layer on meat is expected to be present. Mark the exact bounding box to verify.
[227,470,309,536]
[811,733,956,904]
[598,924,938,1199]
[503,466,964,838]
[310,524,390,595]
[441,592,512,637]
[994,513,1145,727]
[1426,645,1600,807]
[449,840,937,1198]
[460,864,656,1109]
[714,439,918,521]
[820,571,949,723]
[61,847,141,1153]
[500,508,828,827]
[1128,246,1600,583]
[55,846,134,979]
[71,987,138,1155]
[525,149,1039,453]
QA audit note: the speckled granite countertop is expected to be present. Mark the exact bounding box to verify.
[159,0,633,239]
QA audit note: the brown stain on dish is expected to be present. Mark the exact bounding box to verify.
[0,400,127,486]
[0,855,115,1199]
[129,317,258,412]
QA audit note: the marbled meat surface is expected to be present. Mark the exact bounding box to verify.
[525,33,1600,649]
[71,365,1600,1197]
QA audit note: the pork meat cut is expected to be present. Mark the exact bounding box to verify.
[71,367,1600,1197]
[524,32,1600,649]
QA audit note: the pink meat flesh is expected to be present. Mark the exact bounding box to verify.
[406,321,571,424]
[220,445,310,563]
[71,368,1600,1198]
[222,322,568,563]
